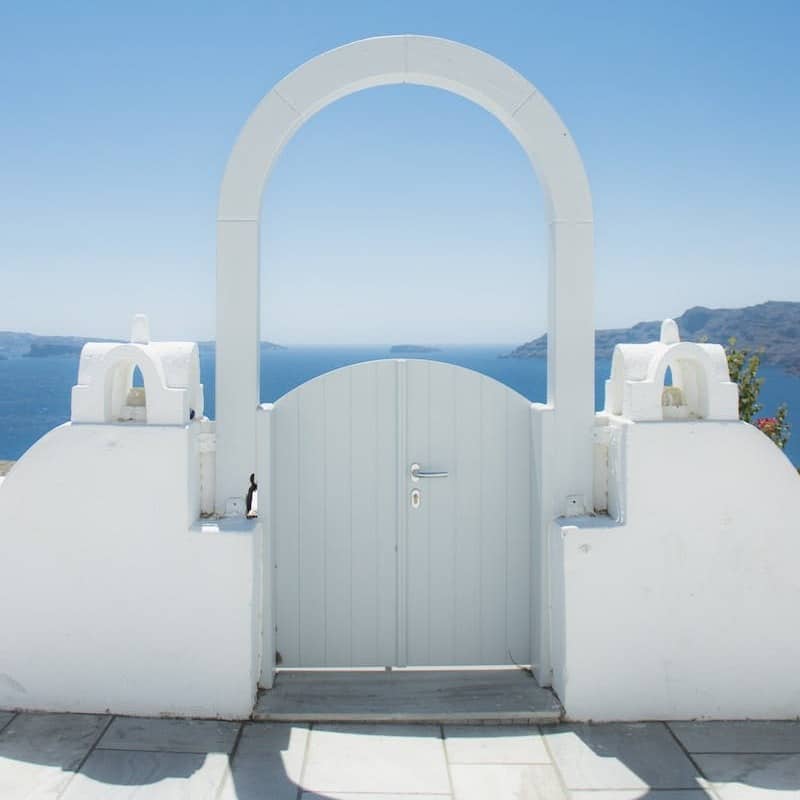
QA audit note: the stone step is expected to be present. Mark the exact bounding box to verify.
[253,668,563,725]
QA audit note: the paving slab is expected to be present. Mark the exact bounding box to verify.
[255,669,562,723]
[97,716,240,753]
[219,722,309,800]
[450,763,566,800]
[0,712,109,799]
[444,724,550,764]
[60,749,230,799]
[219,762,301,800]
[301,723,451,795]
[695,753,800,799]
[543,723,701,790]
[235,721,308,763]
[670,721,800,754]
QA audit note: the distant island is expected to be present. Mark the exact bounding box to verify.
[506,301,800,376]
[0,332,285,359]
[390,345,441,354]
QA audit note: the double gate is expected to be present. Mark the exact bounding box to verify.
[268,359,536,668]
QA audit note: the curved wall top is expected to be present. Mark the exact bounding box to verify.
[215,35,596,519]
[218,35,592,223]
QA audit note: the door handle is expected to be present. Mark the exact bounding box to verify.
[410,463,449,481]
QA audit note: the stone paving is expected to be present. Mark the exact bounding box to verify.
[1,711,799,799]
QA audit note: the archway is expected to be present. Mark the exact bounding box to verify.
[215,35,595,522]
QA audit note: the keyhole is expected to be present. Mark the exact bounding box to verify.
[410,489,421,509]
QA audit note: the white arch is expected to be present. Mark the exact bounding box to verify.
[216,35,595,513]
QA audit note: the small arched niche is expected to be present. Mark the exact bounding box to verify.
[106,359,150,423]
[658,355,710,420]
[71,315,204,426]
[604,319,739,422]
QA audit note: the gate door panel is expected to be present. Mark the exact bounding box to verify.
[271,359,534,668]
[405,360,533,666]
[272,361,399,667]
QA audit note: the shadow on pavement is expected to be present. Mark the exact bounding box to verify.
[2,711,800,798]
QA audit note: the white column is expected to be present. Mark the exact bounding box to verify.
[548,219,595,516]
[216,219,260,513]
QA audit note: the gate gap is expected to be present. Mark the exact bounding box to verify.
[258,83,548,406]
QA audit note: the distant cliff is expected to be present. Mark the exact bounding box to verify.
[0,332,285,359]
[506,301,800,375]
[0,333,93,359]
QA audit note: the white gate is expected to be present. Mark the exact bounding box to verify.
[269,359,535,668]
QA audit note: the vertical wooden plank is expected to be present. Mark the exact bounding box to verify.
[349,362,377,665]
[479,375,508,663]
[323,368,352,665]
[375,361,399,666]
[273,392,300,666]
[297,378,326,666]
[426,363,457,663]
[453,368,482,664]
[346,362,382,665]
[505,392,533,665]
[395,360,408,667]
[404,359,430,665]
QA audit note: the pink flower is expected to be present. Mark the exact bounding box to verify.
[756,417,778,435]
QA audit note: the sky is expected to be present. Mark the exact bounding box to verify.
[1,1,798,345]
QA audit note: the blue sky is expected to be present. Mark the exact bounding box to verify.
[1,1,798,344]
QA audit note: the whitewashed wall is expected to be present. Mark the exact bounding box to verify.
[3,362,799,721]
[0,423,258,718]
[551,419,800,720]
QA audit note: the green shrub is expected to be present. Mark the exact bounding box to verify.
[726,338,790,449]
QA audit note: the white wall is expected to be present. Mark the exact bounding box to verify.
[5,381,799,722]
[551,419,800,720]
[0,423,258,718]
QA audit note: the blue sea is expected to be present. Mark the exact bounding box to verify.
[1,345,799,466]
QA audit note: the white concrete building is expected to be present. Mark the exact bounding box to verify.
[0,36,798,721]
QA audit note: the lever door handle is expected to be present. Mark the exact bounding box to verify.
[410,463,449,481]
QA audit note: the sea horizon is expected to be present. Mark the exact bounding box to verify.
[2,345,799,467]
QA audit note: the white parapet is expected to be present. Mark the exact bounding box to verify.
[0,421,257,717]
[0,314,260,717]
[604,319,739,422]
[71,314,204,426]
[550,418,800,720]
